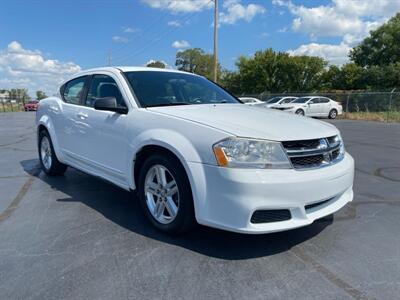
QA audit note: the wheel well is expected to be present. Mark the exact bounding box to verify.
[37,124,48,137]
[330,108,338,112]
[133,145,185,189]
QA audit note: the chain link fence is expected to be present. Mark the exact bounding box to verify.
[238,91,400,123]
[1,90,400,122]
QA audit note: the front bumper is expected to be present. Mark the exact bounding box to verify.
[188,153,354,234]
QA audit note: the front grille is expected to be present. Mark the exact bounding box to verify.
[282,139,321,149]
[291,154,324,168]
[282,136,343,170]
[250,209,291,224]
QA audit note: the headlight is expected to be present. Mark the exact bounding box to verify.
[337,134,345,159]
[213,138,292,169]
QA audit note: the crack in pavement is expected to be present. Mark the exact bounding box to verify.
[290,246,375,300]
[0,168,40,225]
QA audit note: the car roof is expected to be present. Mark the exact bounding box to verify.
[75,66,195,76]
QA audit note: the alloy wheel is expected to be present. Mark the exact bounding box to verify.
[144,164,180,224]
[40,136,52,170]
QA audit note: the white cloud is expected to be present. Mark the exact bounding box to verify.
[112,36,129,43]
[273,0,400,66]
[167,20,181,27]
[172,40,190,49]
[142,0,213,13]
[0,41,81,96]
[287,42,351,66]
[122,26,138,33]
[272,0,398,44]
[219,0,266,25]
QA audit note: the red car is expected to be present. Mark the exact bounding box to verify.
[24,100,39,111]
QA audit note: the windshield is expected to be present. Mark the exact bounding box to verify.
[266,97,282,104]
[292,97,312,103]
[124,71,240,107]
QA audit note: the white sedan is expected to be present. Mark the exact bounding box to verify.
[238,97,263,105]
[276,96,343,119]
[264,96,298,108]
[36,67,354,234]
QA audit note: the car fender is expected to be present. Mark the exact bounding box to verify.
[36,99,64,161]
[127,128,207,212]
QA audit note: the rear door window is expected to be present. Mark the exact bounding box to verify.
[62,76,87,105]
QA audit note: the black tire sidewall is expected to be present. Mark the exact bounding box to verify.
[295,109,304,116]
[138,154,195,234]
[329,109,337,119]
[38,130,66,175]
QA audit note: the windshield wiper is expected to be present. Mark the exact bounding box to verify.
[146,102,191,108]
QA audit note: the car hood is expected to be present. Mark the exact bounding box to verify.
[148,104,338,141]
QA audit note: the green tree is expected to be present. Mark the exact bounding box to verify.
[175,48,220,80]
[36,90,48,100]
[146,60,166,68]
[9,88,30,102]
[350,13,400,67]
[226,49,326,94]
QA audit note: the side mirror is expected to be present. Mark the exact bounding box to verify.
[94,97,128,114]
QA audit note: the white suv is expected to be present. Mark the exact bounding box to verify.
[277,96,343,119]
[36,67,354,234]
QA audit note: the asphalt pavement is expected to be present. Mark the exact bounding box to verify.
[0,112,399,300]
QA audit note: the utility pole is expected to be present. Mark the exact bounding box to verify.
[108,50,112,66]
[213,0,218,83]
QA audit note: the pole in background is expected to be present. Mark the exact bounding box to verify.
[345,94,350,118]
[387,88,396,122]
[213,0,218,83]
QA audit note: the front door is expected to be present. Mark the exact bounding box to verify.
[75,74,130,184]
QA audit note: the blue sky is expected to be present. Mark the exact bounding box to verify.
[1,0,399,95]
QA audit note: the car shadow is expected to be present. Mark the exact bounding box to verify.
[21,159,333,260]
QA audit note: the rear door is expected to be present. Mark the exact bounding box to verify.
[56,76,89,158]
[319,97,332,116]
[74,73,130,184]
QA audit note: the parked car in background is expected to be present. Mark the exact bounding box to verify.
[274,96,343,119]
[238,97,263,105]
[24,100,39,111]
[264,96,298,108]
[36,67,354,234]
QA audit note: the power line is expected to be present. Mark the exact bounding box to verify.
[113,0,213,66]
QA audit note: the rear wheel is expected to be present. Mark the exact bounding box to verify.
[328,109,338,119]
[295,109,305,116]
[138,153,196,234]
[38,130,67,175]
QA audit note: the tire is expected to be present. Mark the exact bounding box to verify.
[38,130,67,176]
[328,109,338,119]
[295,109,305,116]
[138,153,196,234]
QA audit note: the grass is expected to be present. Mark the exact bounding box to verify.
[340,111,400,123]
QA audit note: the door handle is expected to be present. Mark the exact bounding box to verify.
[76,112,88,119]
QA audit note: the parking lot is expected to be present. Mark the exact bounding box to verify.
[0,112,399,299]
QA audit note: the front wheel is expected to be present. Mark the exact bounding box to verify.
[295,109,305,116]
[138,153,196,234]
[38,130,67,175]
[328,109,338,119]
